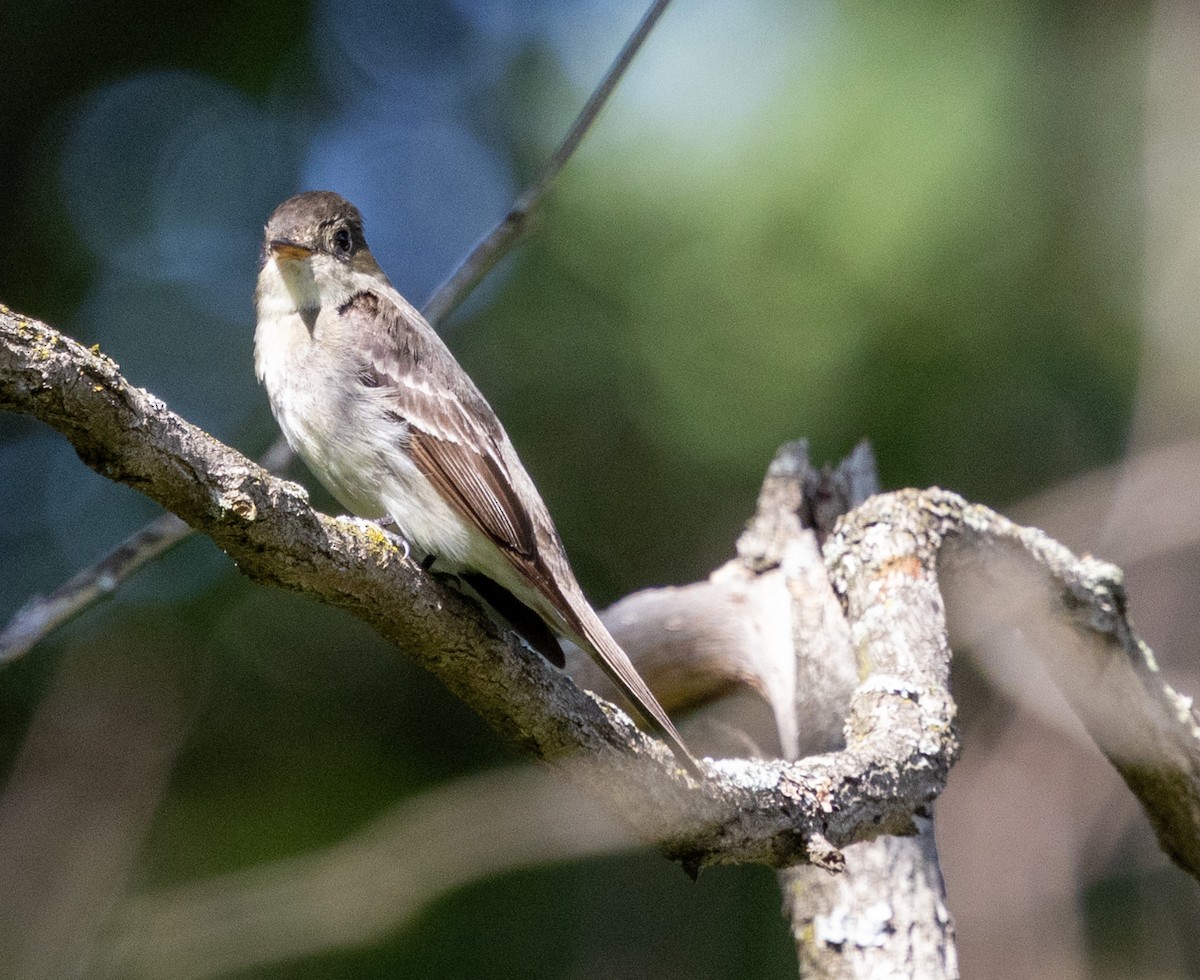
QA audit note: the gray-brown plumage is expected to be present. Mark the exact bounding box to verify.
[254,191,700,776]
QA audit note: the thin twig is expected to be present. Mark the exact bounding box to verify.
[0,0,674,664]
[420,0,674,325]
[0,511,187,663]
[0,439,295,664]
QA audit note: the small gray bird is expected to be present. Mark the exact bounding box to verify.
[255,191,698,776]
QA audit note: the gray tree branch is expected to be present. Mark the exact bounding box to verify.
[0,306,956,872]
[92,441,959,980]
[764,444,957,978]
[938,497,1200,878]
[6,304,1197,882]
[6,302,1199,977]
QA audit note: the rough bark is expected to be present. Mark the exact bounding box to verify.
[4,302,1200,980]
[0,306,959,873]
[756,444,958,978]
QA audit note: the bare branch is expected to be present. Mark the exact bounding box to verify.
[825,488,1200,881]
[781,819,957,979]
[91,444,949,980]
[5,301,1194,884]
[755,446,957,977]
[7,301,1196,975]
[0,307,956,871]
[420,0,675,326]
[0,431,296,665]
[0,510,185,663]
[937,496,1200,879]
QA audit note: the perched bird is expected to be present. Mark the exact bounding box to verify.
[254,191,699,776]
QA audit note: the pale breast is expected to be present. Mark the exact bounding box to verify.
[254,299,483,565]
[255,302,385,517]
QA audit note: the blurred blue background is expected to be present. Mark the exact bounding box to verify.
[3,0,1197,977]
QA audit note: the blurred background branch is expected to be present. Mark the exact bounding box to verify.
[420,0,674,326]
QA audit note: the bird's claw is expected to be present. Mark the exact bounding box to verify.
[375,517,412,563]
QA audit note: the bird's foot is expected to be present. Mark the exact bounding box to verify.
[373,517,412,563]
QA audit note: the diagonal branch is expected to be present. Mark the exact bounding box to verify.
[0,511,186,661]
[420,0,675,326]
[0,306,955,871]
[5,307,1196,883]
[827,490,1200,881]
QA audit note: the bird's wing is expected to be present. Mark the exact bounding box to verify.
[340,288,544,568]
[339,289,700,775]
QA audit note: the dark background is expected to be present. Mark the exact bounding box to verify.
[2,1,1196,977]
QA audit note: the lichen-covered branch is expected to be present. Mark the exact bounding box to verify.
[86,442,958,980]
[5,299,1197,892]
[1,306,957,872]
[8,298,1198,979]
[753,444,958,978]
[829,489,1200,882]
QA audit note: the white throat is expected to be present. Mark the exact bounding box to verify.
[256,253,361,323]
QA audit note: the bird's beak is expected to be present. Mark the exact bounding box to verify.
[269,239,315,261]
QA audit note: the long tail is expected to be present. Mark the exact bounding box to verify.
[565,598,703,779]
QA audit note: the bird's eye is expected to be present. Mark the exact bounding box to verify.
[332,227,353,255]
